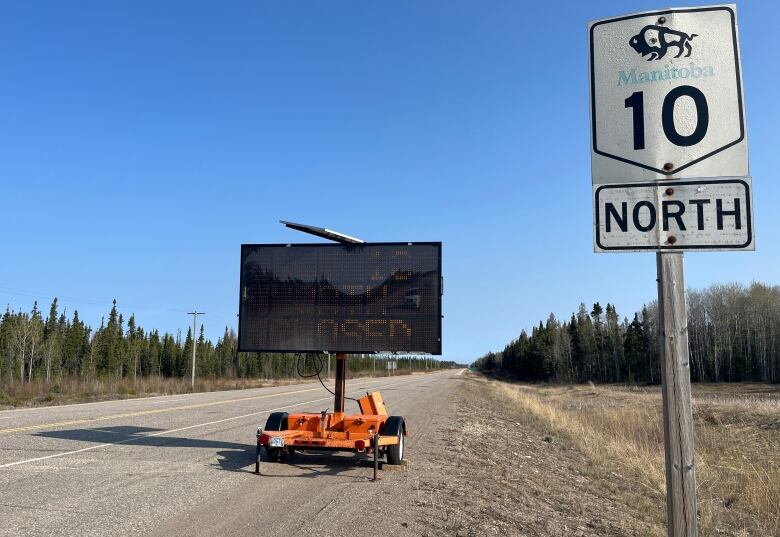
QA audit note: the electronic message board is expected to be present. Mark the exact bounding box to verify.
[238,242,442,354]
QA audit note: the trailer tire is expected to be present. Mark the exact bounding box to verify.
[264,412,288,463]
[380,416,405,465]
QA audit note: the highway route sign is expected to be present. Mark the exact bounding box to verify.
[589,5,747,183]
[589,5,753,252]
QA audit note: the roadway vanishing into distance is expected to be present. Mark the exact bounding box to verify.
[0,370,462,536]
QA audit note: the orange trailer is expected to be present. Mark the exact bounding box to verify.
[255,353,407,475]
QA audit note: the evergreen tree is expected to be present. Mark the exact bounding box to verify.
[605,304,623,382]
[43,298,61,382]
[623,314,646,382]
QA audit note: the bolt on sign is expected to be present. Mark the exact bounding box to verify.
[237,243,442,354]
[589,5,753,252]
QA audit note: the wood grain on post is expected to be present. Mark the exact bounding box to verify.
[657,252,698,537]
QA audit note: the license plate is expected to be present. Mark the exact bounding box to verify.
[269,437,285,448]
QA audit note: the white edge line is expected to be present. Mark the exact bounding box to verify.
[0,373,448,470]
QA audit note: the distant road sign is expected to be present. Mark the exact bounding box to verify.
[238,242,442,354]
[589,5,747,183]
[594,177,753,251]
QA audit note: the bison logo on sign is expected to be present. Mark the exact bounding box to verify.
[629,25,697,60]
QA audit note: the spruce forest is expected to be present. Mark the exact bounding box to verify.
[474,281,780,384]
[0,297,454,390]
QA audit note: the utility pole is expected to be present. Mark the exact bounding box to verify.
[187,311,205,389]
[657,253,697,537]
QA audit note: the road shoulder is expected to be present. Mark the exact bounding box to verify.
[398,373,665,536]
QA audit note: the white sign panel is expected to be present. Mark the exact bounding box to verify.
[594,177,753,252]
[589,5,747,183]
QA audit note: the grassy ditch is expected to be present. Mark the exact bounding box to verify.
[0,376,302,408]
[491,380,779,536]
[0,369,420,409]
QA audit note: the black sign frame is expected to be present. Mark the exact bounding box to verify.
[237,242,442,355]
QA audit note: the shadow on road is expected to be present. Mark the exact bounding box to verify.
[34,425,256,472]
[35,426,378,478]
[258,451,373,480]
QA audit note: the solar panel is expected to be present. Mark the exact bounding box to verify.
[238,243,442,354]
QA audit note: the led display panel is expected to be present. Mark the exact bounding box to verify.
[238,243,442,354]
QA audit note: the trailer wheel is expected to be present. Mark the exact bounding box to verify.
[380,416,405,465]
[263,412,288,463]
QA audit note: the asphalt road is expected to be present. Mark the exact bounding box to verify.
[0,370,462,536]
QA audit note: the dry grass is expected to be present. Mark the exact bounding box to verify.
[492,380,780,536]
[0,369,420,410]
[0,376,309,409]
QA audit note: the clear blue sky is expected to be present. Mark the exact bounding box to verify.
[1,1,777,362]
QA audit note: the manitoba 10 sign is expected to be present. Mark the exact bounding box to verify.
[589,5,747,183]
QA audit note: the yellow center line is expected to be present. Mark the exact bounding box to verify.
[0,386,323,435]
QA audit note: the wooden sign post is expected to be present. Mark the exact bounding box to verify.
[657,252,697,536]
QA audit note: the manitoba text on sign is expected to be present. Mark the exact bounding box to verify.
[589,5,747,183]
[594,177,753,252]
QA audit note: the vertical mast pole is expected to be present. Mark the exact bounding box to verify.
[334,353,347,413]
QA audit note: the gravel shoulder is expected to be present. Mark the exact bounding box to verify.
[390,372,664,537]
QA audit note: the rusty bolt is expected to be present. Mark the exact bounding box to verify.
[668,236,678,245]
[658,16,667,24]
[665,187,674,196]
[663,162,674,171]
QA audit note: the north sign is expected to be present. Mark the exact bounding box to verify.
[594,177,753,251]
[589,5,747,183]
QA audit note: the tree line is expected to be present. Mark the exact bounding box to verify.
[0,298,454,385]
[473,281,780,384]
